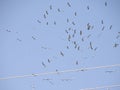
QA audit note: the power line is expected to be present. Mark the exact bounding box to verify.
[80,84,120,90]
[0,64,120,80]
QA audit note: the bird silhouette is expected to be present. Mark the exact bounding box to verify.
[67,2,71,7]
[109,25,112,30]
[50,5,52,10]
[42,62,46,68]
[105,2,107,6]
[46,11,48,15]
[37,20,41,23]
[60,51,64,56]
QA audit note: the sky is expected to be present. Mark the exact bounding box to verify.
[0,0,120,90]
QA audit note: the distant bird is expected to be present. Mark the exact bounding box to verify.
[44,14,46,19]
[74,12,77,16]
[37,20,41,23]
[76,61,78,65]
[102,26,105,31]
[67,46,69,49]
[80,31,82,36]
[50,5,52,10]
[101,20,104,24]
[57,8,60,12]
[77,46,80,50]
[60,51,64,56]
[48,59,51,63]
[87,23,91,30]
[32,36,36,40]
[105,70,114,73]
[105,2,107,6]
[46,22,48,25]
[113,43,119,48]
[65,30,68,34]
[72,21,75,25]
[68,27,71,31]
[46,11,48,15]
[42,62,46,68]
[81,37,84,42]
[72,34,75,38]
[94,47,98,51]
[90,42,93,50]
[73,41,76,45]
[109,25,112,30]
[87,34,91,38]
[74,29,76,34]
[67,2,71,7]
[87,5,89,10]
[68,34,71,41]
[6,29,11,32]
[67,18,69,23]
[17,38,22,42]
[74,44,77,49]
[54,21,56,25]
[32,74,37,76]
[118,32,120,34]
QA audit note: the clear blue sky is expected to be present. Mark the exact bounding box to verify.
[0,0,120,90]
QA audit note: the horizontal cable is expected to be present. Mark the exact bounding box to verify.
[0,64,120,80]
[80,84,120,90]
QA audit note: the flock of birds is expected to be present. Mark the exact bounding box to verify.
[0,0,120,88]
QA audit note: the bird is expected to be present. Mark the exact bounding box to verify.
[17,38,22,42]
[46,22,48,25]
[65,30,68,34]
[87,34,91,38]
[87,23,91,30]
[50,5,52,10]
[80,31,82,36]
[67,18,69,23]
[37,20,41,23]
[60,51,64,56]
[48,59,51,63]
[90,42,93,50]
[94,47,98,51]
[76,61,78,65]
[44,14,46,19]
[87,5,89,10]
[32,36,36,40]
[101,20,104,24]
[77,46,80,50]
[42,62,46,68]
[57,8,60,12]
[72,21,75,25]
[74,12,77,16]
[81,37,84,42]
[105,2,107,6]
[68,35,71,41]
[109,25,112,30]
[113,43,119,48]
[102,26,105,31]
[67,46,69,49]
[6,29,11,32]
[54,21,56,25]
[67,2,71,7]
[32,74,37,76]
[46,11,48,15]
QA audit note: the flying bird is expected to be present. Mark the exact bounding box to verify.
[32,36,36,40]
[74,12,77,16]
[42,62,46,68]
[113,43,119,48]
[67,46,69,49]
[101,20,104,24]
[44,14,46,19]
[105,2,107,6]
[46,11,48,15]
[37,20,41,23]
[102,26,105,31]
[87,23,91,30]
[50,5,52,10]
[90,42,93,50]
[48,59,51,63]
[76,61,78,65]
[67,2,71,7]
[67,18,69,23]
[17,38,22,42]
[6,29,11,32]
[109,25,112,30]
[57,8,60,12]
[60,51,64,56]
[46,22,48,25]
[54,21,56,25]
[80,31,82,36]
[87,6,89,10]
[72,21,75,25]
